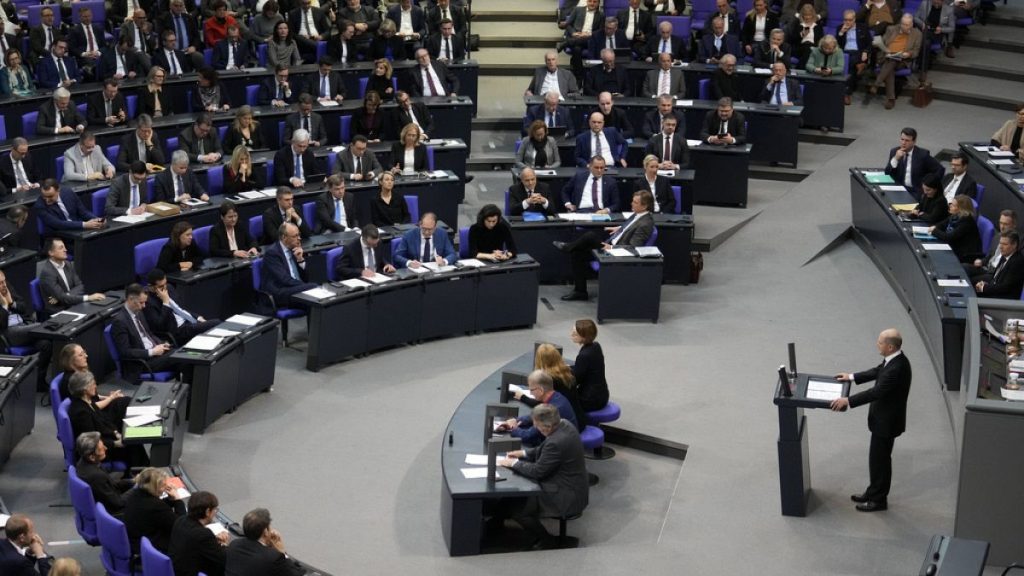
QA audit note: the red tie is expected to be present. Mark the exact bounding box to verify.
[86,25,95,52]
[424,66,438,96]
[590,178,599,209]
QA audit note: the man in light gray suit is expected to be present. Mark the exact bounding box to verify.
[62,132,115,183]
[524,51,580,99]
[37,237,106,315]
[499,390,590,549]
[641,52,686,98]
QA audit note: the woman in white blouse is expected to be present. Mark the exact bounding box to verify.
[390,123,428,175]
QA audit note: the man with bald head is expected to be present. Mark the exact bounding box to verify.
[525,51,579,99]
[574,112,626,167]
[830,328,912,512]
[591,91,634,138]
[509,167,558,217]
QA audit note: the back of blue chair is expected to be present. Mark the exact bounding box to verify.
[203,47,214,67]
[265,160,275,184]
[301,202,316,227]
[72,1,105,23]
[251,257,264,291]
[458,227,469,258]
[68,466,100,546]
[326,151,338,174]
[646,226,659,247]
[49,373,63,424]
[105,144,120,167]
[257,43,268,66]
[325,246,344,282]
[56,399,75,470]
[249,215,263,245]
[29,279,44,318]
[656,15,692,40]
[193,225,212,254]
[339,115,352,143]
[514,139,522,154]
[504,189,511,215]
[207,165,224,195]
[165,136,179,154]
[125,94,138,118]
[359,76,369,98]
[390,237,401,261]
[28,4,61,27]
[184,89,194,113]
[671,185,682,214]
[218,125,227,142]
[246,84,260,106]
[316,40,328,60]
[278,120,287,146]
[978,215,995,255]
[426,146,435,171]
[76,102,87,116]
[698,78,710,100]
[140,536,175,576]
[147,178,156,202]
[95,503,133,576]
[103,323,127,380]
[134,237,169,280]
[405,195,419,223]
[0,115,6,141]
[91,187,110,217]
[56,157,64,182]
[975,183,985,207]
[22,111,38,139]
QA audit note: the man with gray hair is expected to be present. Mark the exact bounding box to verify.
[0,138,41,194]
[75,431,133,516]
[497,369,580,447]
[155,150,209,203]
[36,87,87,135]
[117,113,166,173]
[64,131,115,183]
[498,402,589,549]
[260,221,317,309]
[273,128,317,188]
[524,50,579,99]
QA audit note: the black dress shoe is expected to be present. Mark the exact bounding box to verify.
[850,493,869,503]
[552,240,569,252]
[855,501,887,512]
[560,291,588,301]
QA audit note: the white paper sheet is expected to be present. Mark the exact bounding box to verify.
[534,169,557,176]
[206,522,228,536]
[206,328,241,338]
[657,170,676,177]
[507,383,534,399]
[686,139,702,147]
[365,273,394,284]
[300,287,335,300]
[124,414,162,427]
[126,406,161,417]
[461,467,502,479]
[991,159,1015,166]
[937,279,969,287]
[238,191,264,199]
[0,366,12,377]
[407,266,430,274]
[183,335,224,351]
[1000,387,1024,401]
[606,248,633,257]
[113,214,154,224]
[457,259,486,268]
[465,454,489,466]
[51,311,86,322]
[675,99,694,106]
[635,246,663,257]
[806,379,844,401]
[989,150,1015,158]
[341,278,372,288]
[911,226,930,234]
[922,243,953,251]
[317,99,340,107]
[225,314,263,326]
[879,185,906,192]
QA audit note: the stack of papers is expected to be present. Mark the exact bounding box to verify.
[124,413,161,427]
[891,203,917,211]
[922,243,953,251]
[183,335,224,351]
[113,213,154,224]
[533,169,557,176]
[126,406,160,417]
[461,468,502,479]
[225,314,263,326]
[635,246,663,257]
[753,67,772,74]
[427,170,448,178]
[51,311,86,322]
[366,273,394,284]
[1013,178,1024,185]
[937,279,969,288]
[408,266,430,274]
[238,191,264,199]
[458,259,486,268]
[973,145,998,152]
[686,139,703,147]
[341,278,372,288]
[991,159,1016,166]
[606,247,633,257]
[465,454,490,465]
[674,99,694,107]
[508,383,534,399]
[1000,387,1024,401]
[0,366,12,377]
[989,150,1015,158]
[806,379,844,401]
[317,99,340,107]
[422,262,455,273]
[206,328,240,338]
[206,522,228,536]
[879,185,906,192]
[657,170,676,177]
[300,287,336,300]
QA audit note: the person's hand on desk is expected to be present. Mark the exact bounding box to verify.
[600,242,613,251]
[408,260,422,268]
[498,457,518,467]
[289,176,305,188]
[129,204,148,216]
[830,397,850,411]
[216,530,230,546]
[86,293,106,302]
[180,261,194,271]
[564,203,577,212]
[434,255,447,266]
[999,144,1011,152]
[83,217,105,230]
[495,418,520,432]
[927,225,936,235]
[233,248,256,258]
[834,372,854,382]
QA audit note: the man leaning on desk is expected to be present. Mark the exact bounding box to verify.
[38,237,107,316]
[63,131,116,184]
[35,178,105,237]
[699,97,747,145]
[262,187,312,244]
[335,224,396,280]
[393,212,457,269]
[561,155,620,214]
[111,283,181,383]
[105,162,151,217]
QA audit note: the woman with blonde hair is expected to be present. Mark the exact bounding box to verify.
[123,467,186,553]
[515,343,588,429]
[390,123,427,174]
[223,105,265,152]
[50,558,82,576]
[139,66,172,117]
[224,145,265,195]
[929,194,982,263]
[366,58,395,101]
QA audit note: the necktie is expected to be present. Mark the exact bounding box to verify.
[661,39,667,54]
[130,183,139,208]
[591,178,599,208]
[168,298,197,324]
[422,236,431,262]
[118,52,126,74]
[609,214,633,244]
[305,10,313,36]
[46,27,53,50]
[995,255,1007,279]
[133,312,157,348]
[321,75,328,98]
[424,66,439,96]
[715,36,722,51]
[58,109,67,128]
[278,84,284,99]
[295,154,303,180]
[56,198,70,219]
[57,58,67,82]
[169,51,179,75]
[547,112,553,128]
[105,99,112,117]
[176,15,188,48]
[335,199,343,223]
[86,25,96,52]
[774,82,782,104]
[903,153,912,188]
[13,159,27,187]
[610,36,615,49]
[663,135,671,162]
[286,250,300,279]
[198,138,205,155]
[303,116,310,131]
[594,133,602,157]
[660,71,669,95]
[177,174,185,198]
[944,176,958,198]
[445,37,451,60]
[139,138,146,160]
[365,246,374,271]
[719,120,727,136]
[355,155,362,174]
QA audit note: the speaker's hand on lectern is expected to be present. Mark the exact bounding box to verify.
[830,397,849,412]
[834,372,853,382]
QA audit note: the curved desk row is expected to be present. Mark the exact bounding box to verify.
[849,168,972,390]
[959,142,1024,227]
[295,256,540,371]
[0,355,39,468]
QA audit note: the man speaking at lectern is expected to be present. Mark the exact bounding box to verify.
[829,328,912,512]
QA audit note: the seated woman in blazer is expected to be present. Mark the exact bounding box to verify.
[468,204,516,262]
[210,201,259,258]
[353,90,391,142]
[66,370,144,466]
[123,467,186,554]
[138,66,173,117]
[157,221,204,274]
[515,120,561,170]
[370,172,411,226]
[905,173,947,224]
[929,194,983,263]
[390,123,428,175]
[633,154,676,213]
[223,145,265,196]
[570,318,609,412]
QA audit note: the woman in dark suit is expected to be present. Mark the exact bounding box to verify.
[741,0,779,55]
[787,5,823,68]
[66,370,139,465]
[468,204,516,261]
[389,123,428,174]
[369,20,406,61]
[366,58,396,101]
[905,174,947,224]
[123,467,186,554]
[210,201,259,258]
[222,106,265,152]
[570,319,609,412]
[138,66,173,118]
[157,221,203,274]
[370,172,410,226]
[930,194,983,262]
[353,90,390,142]
[223,145,265,196]
[634,154,676,213]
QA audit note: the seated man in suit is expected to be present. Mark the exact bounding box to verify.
[941,152,978,201]
[75,432,134,517]
[642,52,685,98]
[155,151,209,204]
[258,64,297,108]
[304,56,346,104]
[87,78,129,128]
[967,209,1017,280]
[262,187,312,244]
[0,514,52,576]
[641,95,685,138]
[0,269,53,389]
[393,212,457,268]
[315,175,358,232]
[592,91,634,138]
[0,138,41,195]
[38,238,107,316]
[498,401,589,549]
[63,132,116,184]
[335,135,383,182]
[524,91,573,137]
[290,0,331,60]
[524,51,580,99]
[99,35,145,81]
[645,21,685,61]
[179,113,224,164]
[711,54,743,101]
[37,88,87,136]
[495,371,580,446]
[427,0,467,37]
[408,48,459,97]
[426,18,466,62]
[554,189,654,300]
[588,17,628,56]
[152,29,192,76]
[760,61,803,106]
[335,224,396,279]
[36,38,83,90]
[883,126,943,197]
[105,161,151,217]
[284,94,328,148]
[160,0,204,68]
[117,114,166,173]
[645,115,688,170]
[212,22,249,70]
[261,222,317,309]
[394,90,435,140]
[584,49,628,96]
[618,0,655,52]
[29,5,61,64]
[0,207,26,250]
[574,113,626,168]
[561,156,620,214]
[273,129,317,188]
[110,283,180,382]
[144,269,219,342]
[169,490,228,576]
[974,231,1024,299]
[699,16,742,64]
[35,178,105,238]
[699,97,747,145]
[509,168,558,217]
[225,508,303,576]
[69,7,105,78]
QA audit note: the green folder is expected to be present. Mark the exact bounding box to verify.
[865,173,895,184]
[124,425,163,439]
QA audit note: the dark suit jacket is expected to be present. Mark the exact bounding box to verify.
[565,6,604,37]
[29,25,63,61]
[633,175,676,213]
[752,41,793,68]
[385,4,427,38]
[258,77,298,106]
[260,241,314,301]
[981,251,1024,299]
[849,352,913,438]
[156,242,203,275]
[327,35,359,63]
[98,47,144,80]
[368,34,406,61]
[406,60,459,96]
[159,12,203,52]
[426,4,467,35]
[698,33,742,63]
[67,396,120,454]
[613,211,655,246]
[0,538,52,576]
[190,82,230,111]
[703,11,742,36]
[760,77,803,105]
[389,143,428,172]
[352,107,391,141]
[210,221,258,257]
[36,55,83,90]
[425,32,466,61]
[941,173,978,199]
[741,11,780,47]
[508,181,558,216]
[584,64,629,96]
[698,110,747,145]
[645,132,689,167]
[884,146,944,195]
[932,214,982,262]
[393,102,435,137]
[37,101,87,135]
[335,237,389,279]
[38,259,85,315]
[710,69,743,101]
[283,112,328,146]
[225,537,304,576]
[272,146,318,186]
[641,109,685,138]
[179,125,224,163]
[35,190,98,234]
[644,35,686,60]
[303,71,346,101]
[524,104,572,136]
[142,285,194,340]
[262,206,312,245]
[510,419,589,518]
[314,190,358,232]
[594,106,634,138]
[123,488,186,553]
[118,132,166,172]
[393,227,457,267]
[560,172,620,212]
[573,342,609,411]
[288,6,330,37]
[0,153,39,193]
[335,149,383,181]
[75,459,131,516]
[212,38,251,70]
[69,22,106,62]
[153,48,193,75]
[588,29,629,55]
[138,86,174,117]
[106,173,147,217]
[169,516,227,576]
[574,129,626,167]
[110,306,170,382]
[526,66,579,97]
[86,92,128,127]
[837,22,872,62]
[616,7,656,42]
